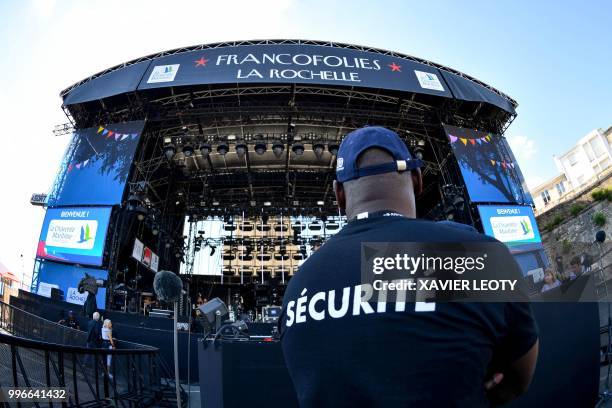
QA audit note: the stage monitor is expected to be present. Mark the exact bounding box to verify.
[37,206,112,267]
[443,125,532,204]
[36,260,107,309]
[48,120,144,207]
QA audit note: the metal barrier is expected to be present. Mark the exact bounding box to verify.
[0,301,185,407]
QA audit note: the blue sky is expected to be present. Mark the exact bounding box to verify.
[0,0,610,279]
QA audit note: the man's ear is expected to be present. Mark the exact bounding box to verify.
[333,180,346,214]
[411,168,423,196]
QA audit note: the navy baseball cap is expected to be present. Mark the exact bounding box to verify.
[336,126,423,183]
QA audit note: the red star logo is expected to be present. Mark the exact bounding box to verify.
[388,62,401,72]
[195,57,208,67]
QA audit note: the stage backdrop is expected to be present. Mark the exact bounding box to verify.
[36,206,112,267]
[47,120,144,207]
[36,260,107,310]
[443,125,532,204]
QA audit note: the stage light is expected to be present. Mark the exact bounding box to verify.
[152,226,159,236]
[165,242,171,249]
[317,200,324,206]
[328,143,340,156]
[236,143,247,158]
[212,200,220,206]
[250,200,257,207]
[136,207,147,221]
[127,193,142,210]
[199,143,212,156]
[272,142,284,158]
[444,206,455,220]
[292,143,305,156]
[313,142,325,158]
[217,143,229,155]
[254,142,267,155]
[453,195,465,209]
[264,201,272,206]
[182,144,194,157]
[163,143,176,161]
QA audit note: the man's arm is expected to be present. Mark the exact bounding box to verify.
[487,339,539,405]
[487,300,539,406]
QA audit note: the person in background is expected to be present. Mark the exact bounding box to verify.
[59,310,80,330]
[555,254,564,275]
[567,257,582,280]
[102,319,116,378]
[541,269,561,293]
[86,312,102,348]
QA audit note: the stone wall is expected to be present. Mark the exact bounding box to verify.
[537,175,611,280]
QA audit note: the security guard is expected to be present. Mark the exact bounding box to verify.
[281,126,538,407]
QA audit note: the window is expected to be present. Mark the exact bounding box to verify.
[555,181,566,196]
[541,190,551,205]
[568,153,578,166]
[590,137,605,158]
[577,175,585,186]
[584,144,595,161]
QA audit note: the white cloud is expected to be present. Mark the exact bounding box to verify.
[506,134,537,163]
[525,176,545,191]
[31,0,57,18]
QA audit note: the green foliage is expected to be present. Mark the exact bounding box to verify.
[561,239,571,254]
[592,188,612,202]
[569,203,586,216]
[592,211,607,227]
[544,215,565,232]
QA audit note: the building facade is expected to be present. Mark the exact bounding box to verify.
[531,126,612,213]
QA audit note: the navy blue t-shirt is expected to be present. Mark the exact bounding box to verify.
[281,214,538,407]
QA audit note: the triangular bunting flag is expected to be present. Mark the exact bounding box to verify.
[485,135,491,141]
[67,164,74,172]
[83,159,89,167]
[108,131,114,137]
[469,139,476,145]
[115,133,121,141]
[120,134,129,141]
[449,135,458,143]
[131,133,138,139]
[460,138,468,146]
[476,139,482,144]
[102,129,109,135]
[501,162,507,169]
[76,163,81,169]
[97,126,104,134]
[490,160,496,166]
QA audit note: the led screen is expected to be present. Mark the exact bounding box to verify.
[36,260,107,309]
[478,205,547,276]
[443,125,532,204]
[48,120,144,207]
[37,207,112,266]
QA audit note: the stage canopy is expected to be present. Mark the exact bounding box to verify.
[61,40,516,115]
